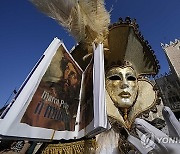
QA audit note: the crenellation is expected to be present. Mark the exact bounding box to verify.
[162,39,180,49]
[162,38,180,82]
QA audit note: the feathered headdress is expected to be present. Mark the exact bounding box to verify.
[30,0,110,46]
[70,17,161,130]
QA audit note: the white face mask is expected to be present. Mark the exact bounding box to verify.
[105,66,138,108]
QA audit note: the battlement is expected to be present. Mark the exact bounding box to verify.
[161,39,180,81]
[161,39,180,49]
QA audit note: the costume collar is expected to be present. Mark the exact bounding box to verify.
[106,78,157,129]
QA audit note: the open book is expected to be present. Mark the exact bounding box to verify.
[0,38,108,141]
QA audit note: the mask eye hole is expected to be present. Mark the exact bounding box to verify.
[108,75,121,80]
[127,76,136,81]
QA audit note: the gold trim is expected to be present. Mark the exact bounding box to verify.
[129,78,158,124]
[42,138,97,154]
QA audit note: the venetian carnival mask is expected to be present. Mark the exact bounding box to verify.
[70,17,160,130]
[105,66,138,108]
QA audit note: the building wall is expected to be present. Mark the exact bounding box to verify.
[158,39,180,119]
[162,39,180,81]
[155,73,180,114]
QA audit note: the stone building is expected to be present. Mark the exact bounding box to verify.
[155,39,180,119]
[155,73,180,119]
[161,39,180,80]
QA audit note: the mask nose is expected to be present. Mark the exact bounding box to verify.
[121,83,129,89]
[120,78,129,89]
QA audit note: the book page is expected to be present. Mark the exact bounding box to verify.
[77,44,109,138]
[79,58,94,131]
[21,45,83,131]
[0,38,83,140]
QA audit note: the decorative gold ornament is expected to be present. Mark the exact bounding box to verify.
[42,138,97,154]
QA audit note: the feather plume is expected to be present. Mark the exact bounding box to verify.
[30,0,110,45]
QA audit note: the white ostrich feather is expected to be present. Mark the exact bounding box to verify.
[30,0,110,44]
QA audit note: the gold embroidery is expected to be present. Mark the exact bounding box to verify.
[42,139,97,154]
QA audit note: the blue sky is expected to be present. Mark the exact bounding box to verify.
[0,0,179,108]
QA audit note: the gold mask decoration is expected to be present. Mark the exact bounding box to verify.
[106,66,138,109]
[105,69,157,129]
[105,64,158,129]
